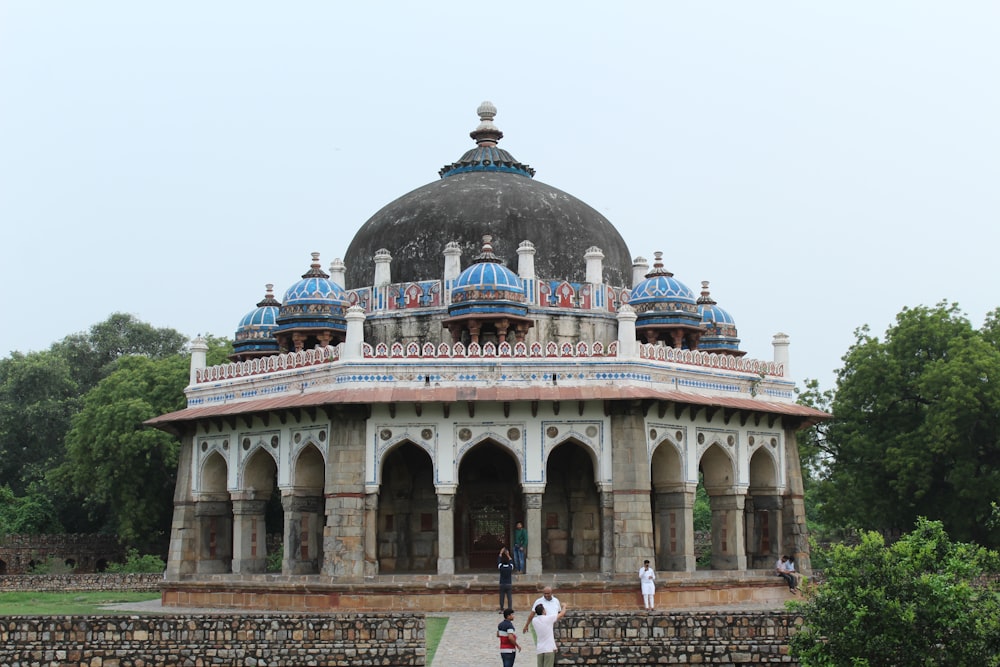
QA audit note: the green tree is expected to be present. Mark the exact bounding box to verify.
[820,303,1000,546]
[60,354,188,545]
[0,350,80,494]
[0,483,64,535]
[790,518,1000,666]
[56,335,231,546]
[51,312,188,392]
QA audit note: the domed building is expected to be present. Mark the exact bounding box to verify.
[149,102,827,612]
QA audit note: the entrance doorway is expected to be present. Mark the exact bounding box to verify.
[456,442,522,571]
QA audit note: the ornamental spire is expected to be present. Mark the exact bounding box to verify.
[470,101,503,146]
[644,251,675,278]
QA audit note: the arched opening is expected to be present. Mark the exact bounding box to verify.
[233,447,281,574]
[0,559,7,575]
[377,442,437,573]
[699,443,742,570]
[650,438,694,571]
[746,446,781,568]
[196,451,233,574]
[95,558,108,572]
[456,441,522,571]
[284,443,326,574]
[541,441,600,571]
[64,558,76,569]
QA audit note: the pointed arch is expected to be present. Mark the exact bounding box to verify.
[292,443,325,492]
[200,451,229,497]
[456,440,523,571]
[541,439,601,571]
[377,441,437,573]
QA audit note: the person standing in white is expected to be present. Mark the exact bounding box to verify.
[522,587,561,633]
[639,559,656,610]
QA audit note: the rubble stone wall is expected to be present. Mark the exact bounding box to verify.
[0,614,425,667]
[0,572,162,592]
[555,610,801,665]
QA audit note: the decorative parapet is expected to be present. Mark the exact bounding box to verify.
[362,340,618,359]
[639,343,784,377]
[194,345,339,384]
[192,340,784,385]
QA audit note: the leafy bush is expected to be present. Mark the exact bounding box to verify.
[29,556,76,574]
[266,545,283,573]
[790,517,1000,666]
[105,548,165,573]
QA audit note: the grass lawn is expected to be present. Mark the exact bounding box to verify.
[0,591,162,615]
[426,616,447,665]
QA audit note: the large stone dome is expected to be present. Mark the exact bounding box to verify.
[344,102,633,289]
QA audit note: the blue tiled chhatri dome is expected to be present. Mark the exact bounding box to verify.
[231,284,281,360]
[697,281,745,356]
[276,252,349,350]
[449,236,528,320]
[629,252,702,329]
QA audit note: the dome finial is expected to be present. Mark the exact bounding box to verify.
[301,252,330,279]
[473,234,502,264]
[257,283,281,307]
[644,251,674,278]
[697,280,717,305]
[470,101,504,147]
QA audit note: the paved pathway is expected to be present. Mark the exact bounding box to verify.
[429,611,526,667]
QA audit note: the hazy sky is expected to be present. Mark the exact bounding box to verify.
[1,2,997,390]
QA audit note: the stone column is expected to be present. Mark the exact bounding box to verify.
[364,492,379,578]
[745,493,783,569]
[436,489,456,575]
[322,410,368,579]
[710,492,747,570]
[524,492,543,575]
[282,493,323,575]
[231,497,267,574]
[610,402,655,575]
[599,488,615,574]
[194,499,233,574]
[781,427,811,572]
[654,485,696,572]
[165,435,197,579]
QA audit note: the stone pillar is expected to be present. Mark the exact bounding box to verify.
[517,240,536,279]
[709,493,747,570]
[436,489,456,575]
[772,332,790,378]
[745,493,783,569]
[616,305,638,359]
[231,497,267,574]
[194,499,233,574]
[599,488,615,574]
[654,486,696,572]
[585,246,604,285]
[610,402,655,574]
[165,434,197,579]
[632,256,649,288]
[343,306,366,361]
[328,258,347,288]
[322,411,368,579]
[524,492,543,575]
[364,492,379,577]
[282,493,323,575]
[781,427,811,573]
[189,336,208,387]
[373,248,392,287]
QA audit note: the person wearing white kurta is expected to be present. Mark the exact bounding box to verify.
[639,559,656,610]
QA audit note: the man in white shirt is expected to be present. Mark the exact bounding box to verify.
[530,601,568,667]
[522,586,561,633]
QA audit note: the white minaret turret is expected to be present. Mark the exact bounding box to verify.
[328,258,347,289]
[373,248,392,287]
[343,306,367,361]
[616,305,638,359]
[443,241,462,281]
[772,332,790,378]
[585,246,604,285]
[632,256,649,288]
[189,335,208,385]
[517,240,536,279]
